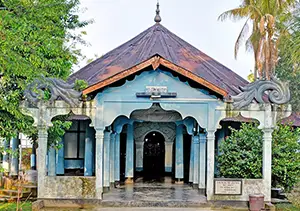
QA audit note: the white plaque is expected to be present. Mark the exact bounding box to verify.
[214,180,242,195]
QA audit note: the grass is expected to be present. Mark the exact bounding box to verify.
[275,203,300,211]
[0,202,32,211]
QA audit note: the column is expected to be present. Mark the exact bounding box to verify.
[103,130,111,189]
[95,129,104,199]
[198,133,206,193]
[135,142,144,172]
[206,130,215,200]
[125,124,134,184]
[189,137,194,183]
[165,142,173,173]
[30,140,37,170]
[175,125,184,182]
[48,146,56,176]
[114,133,121,183]
[263,128,273,202]
[84,127,94,176]
[193,135,200,186]
[56,137,64,175]
[110,133,115,186]
[37,126,48,198]
[10,136,19,176]
[2,139,10,173]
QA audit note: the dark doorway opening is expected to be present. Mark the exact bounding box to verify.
[143,131,165,181]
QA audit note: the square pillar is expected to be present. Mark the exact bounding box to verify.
[125,124,134,184]
[135,142,144,172]
[198,133,207,193]
[2,139,10,173]
[84,127,94,176]
[10,136,19,176]
[206,130,215,200]
[175,125,184,182]
[110,133,116,185]
[48,146,56,176]
[114,133,121,183]
[165,142,173,173]
[56,137,64,175]
[193,135,200,186]
[263,128,273,202]
[37,127,48,199]
[189,137,194,183]
[95,129,104,199]
[103,130,111,189]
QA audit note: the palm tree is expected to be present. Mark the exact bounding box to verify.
[219,0,296,80]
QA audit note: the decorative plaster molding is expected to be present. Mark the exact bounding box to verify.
[24,76,82,107]
[232,77,290,109]
[134,122,176,143]
[131,103,182,122]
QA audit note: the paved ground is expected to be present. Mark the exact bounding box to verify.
[42,208,219,211]
[101,182,207,207]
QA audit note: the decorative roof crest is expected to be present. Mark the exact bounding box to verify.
[154,1,161,23]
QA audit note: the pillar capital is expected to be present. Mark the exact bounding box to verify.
[262,128,273,143]
[193,135,200,144]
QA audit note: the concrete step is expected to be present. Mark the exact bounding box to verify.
[100,200,210,208]
[22,184,37,189]
[0,189,31,196]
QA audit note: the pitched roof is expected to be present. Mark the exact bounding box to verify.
[281,112,300,127]
[69,23,248,96]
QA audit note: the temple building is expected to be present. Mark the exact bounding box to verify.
[22,3,290,205]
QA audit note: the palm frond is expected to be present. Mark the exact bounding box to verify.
[218,7,250,21]
[234,18,250,59]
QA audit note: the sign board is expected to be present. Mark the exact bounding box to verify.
[214,179,242,195]
[146,86,168,94]
[136,86,177,98]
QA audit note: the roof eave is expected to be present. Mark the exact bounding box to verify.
[83,55,228,97]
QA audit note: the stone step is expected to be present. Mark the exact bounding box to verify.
[22,185,37,189]
[100,200,210,208]
[0,194,19,200]
[0,189,31,197]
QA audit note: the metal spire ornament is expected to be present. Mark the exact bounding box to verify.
[154,1,162,23]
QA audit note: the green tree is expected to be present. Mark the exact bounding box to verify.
[0,0,89,139]
[217,123,263,179]
[219,0,297,80]
[272,124,300,191]
[276,8,300,111]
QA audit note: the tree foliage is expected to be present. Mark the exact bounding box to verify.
[272,124,300,191]
[219,0,297,79]
[218,123,300,191]
[276,7,300,112]
[217,123,263,179]
[0,0,89,139]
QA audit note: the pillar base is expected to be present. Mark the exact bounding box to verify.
[198,188,206,195]
[110,182,115,189]
[175,179,184,184]
[103,187,110,193]
[125,177,134,184]
[192,184,198,189]
[115,181,121,188]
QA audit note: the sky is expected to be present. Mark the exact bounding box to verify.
[76,0,255,79]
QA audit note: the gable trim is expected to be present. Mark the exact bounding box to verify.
[83,56,228,97]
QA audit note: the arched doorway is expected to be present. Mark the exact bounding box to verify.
[143,131,165,181]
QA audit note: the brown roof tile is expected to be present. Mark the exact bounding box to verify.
[69,23,248,96]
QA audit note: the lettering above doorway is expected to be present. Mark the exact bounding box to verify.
[136,86,177,99]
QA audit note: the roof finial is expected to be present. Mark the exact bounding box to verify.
[154,1,161,23]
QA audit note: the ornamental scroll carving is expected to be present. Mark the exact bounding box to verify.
[24,76,82,107]
[134,122,176,143]
[232,77,290,109]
